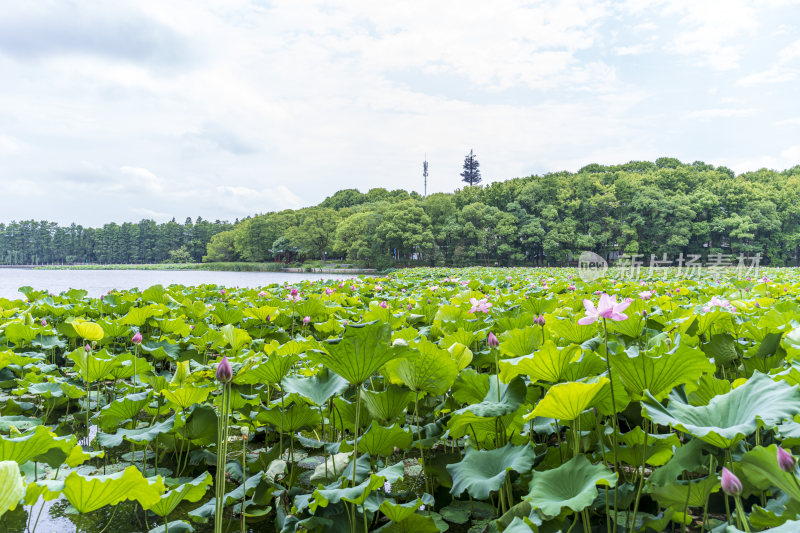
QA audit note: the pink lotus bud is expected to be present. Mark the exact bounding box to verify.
[258,291,267,297]
[190,324,194,329]
[536,315,546,326]
[131,331,143,344]
[720,467,742,496]
[84,344,91,352]
[351,285,356,291]
[342,319,348,326]
[291,288,299,296]
[778,447,796,473]
[569,284,576,291]
[379,301,388,308]
[41,319,47,326]
[216,355,233,383]
[487,332,499,348]
[339,282,345,288]
[220,289,226,295]
[303,316,311,325]
[407,303,413,310]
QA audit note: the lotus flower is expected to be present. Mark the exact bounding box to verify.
[469,298,492,314]
[379,301,388,309]
[216,355,233,383]
[720,467,742,496]
[303,316,311,325]
[487,332,499,348]
[220,290,226,296]
[131,331,143,344]
[578,293,630,325]
[257,291,267,297]
[778,447,796,473]
[325,288,334,295]
[639,291,653,300]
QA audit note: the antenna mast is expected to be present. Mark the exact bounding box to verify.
[423,154,429,197]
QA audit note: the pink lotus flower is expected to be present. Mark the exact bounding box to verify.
[216,355,233,383]
[220,290,226,296]
[131,331,143,344]
[578,294,630,325]
[705,296,732,311]
[325,288,334,295]
[303,316,311,325]
[777,447,796,473]
[639,291,653,300]
[487,332,499,348]
[568,284,576,291]
[469,298,492,314]
[379,301,388,309]
[720,467,742,496]
[257,291,267,297]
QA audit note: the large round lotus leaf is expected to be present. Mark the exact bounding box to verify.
[642,372,800,448]
[71,321,104,342]
[281,369,349,407]
[524,454,617,517]
[63,465,166,513]
[524,378,609,421]
[0,460,24,517]
[383,339,459,395]
[447,443,537,500]
[611,344,715,400]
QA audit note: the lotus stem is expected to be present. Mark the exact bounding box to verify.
[734,495,751,533]
[215,381,231,533]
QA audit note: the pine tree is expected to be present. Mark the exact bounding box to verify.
[460,149,482,186]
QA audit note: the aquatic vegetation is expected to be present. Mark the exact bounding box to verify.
[2,267,800,532]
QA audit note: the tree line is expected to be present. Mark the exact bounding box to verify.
[0,218,233,265]
[2,158,799,268]
[205,158,800,268]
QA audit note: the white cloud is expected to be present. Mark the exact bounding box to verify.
[774,117,800,126]
[685,108,757,119]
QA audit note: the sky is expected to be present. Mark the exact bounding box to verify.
[1,0,799,226]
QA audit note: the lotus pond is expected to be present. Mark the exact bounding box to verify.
[2,267,800,533]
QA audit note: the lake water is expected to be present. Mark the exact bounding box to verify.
[0,268,361,299]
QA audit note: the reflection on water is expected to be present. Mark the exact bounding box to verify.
[0,268,360,299]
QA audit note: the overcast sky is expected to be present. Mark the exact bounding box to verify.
[1,0,799,226]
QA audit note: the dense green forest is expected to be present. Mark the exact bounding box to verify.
[3,158,800,267]
[205,158,800,267]
[0,217,232,265]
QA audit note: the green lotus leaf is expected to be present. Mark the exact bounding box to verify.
[31,334,66,350]
[498,327,540,357]
[525,378,609,421]
[24,479,64,505]
[451,368,491,405]
[611,344,715,400]
[217,324,251,352]
[4,322,38,345]
[650,475,720,509]
[257,403,321,432]
[63,465,166,512]
[358,422,413,456]
[184,404,218,444]
[157,318,192,337]
[308,462,404,512]
[97,416,175,448]
[447,443,537,499]
[281,369,349,407]
[295,299,331,321]
[140,340,180,361]
[380,514,440,533]
[739,445,800,502]
[67,348,122,382]
[96,318,131,339]
[544,315,596,345]
[0,425,75,464]
[614,426,681,467]
[701,333,740,366]
[685,374,731,406]
[147,520,195,533]
[121,306,164,327]
[244,305,279,323]
[378,496,432,523]
[499,341,581,383]
[98,391,151,430]
[149,472,213,517]
[235,353,299,385]
[642,372,800,448]
[0,349,41,370]
[0,460,24,517]
[455,376,526,419]
[726,521,800,533]
[0,415,42,432]
[312,322,411,385]
[447,342,473,370]
[383,338,458,395]
[524,454,617,517]
[72,320,104,342]
[360,385,414,424]
[161,386,212,411]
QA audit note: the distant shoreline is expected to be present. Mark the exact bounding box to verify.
[24,262,378,274]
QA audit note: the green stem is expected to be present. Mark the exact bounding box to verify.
[352,384,362,487]
[602,318,619,528]
[734,496,751,533]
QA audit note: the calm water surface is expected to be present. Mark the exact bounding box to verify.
[0,268,360,299]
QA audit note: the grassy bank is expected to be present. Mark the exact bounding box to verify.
[35,262,323,272]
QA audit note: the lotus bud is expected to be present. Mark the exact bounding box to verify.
[487,332,499,348]
[720,467,742,496]
[84,344,91,352]
[241,426,250,437]
[41,319,47,326]
[216,355,233,383]
[379,301,388,309]
[407,303,413,310]
[291,288,299,296]
[220,289,226,296]
[303,316,311,325]
[258,291,267,297]
[778,447,796,473]
[536,314,546,326]
[131,331,143,344]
